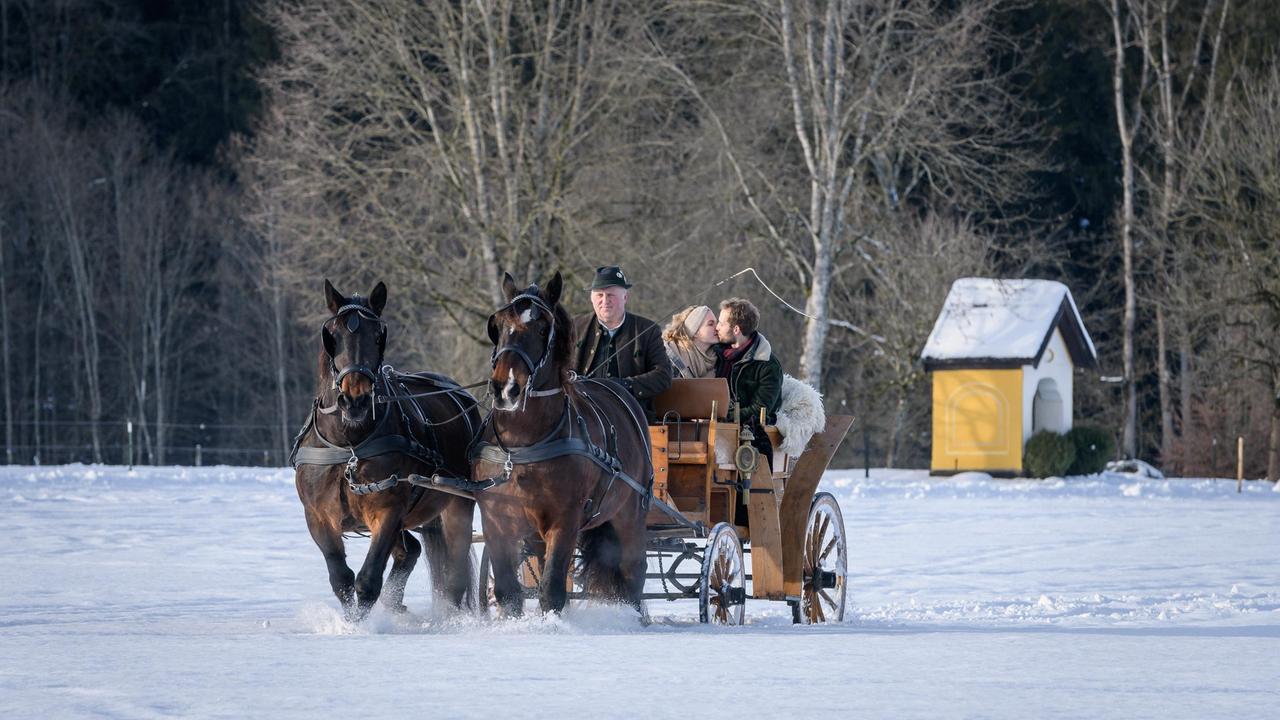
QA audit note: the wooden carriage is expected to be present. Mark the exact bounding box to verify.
[644,378,853,624]
[477,378,853,625]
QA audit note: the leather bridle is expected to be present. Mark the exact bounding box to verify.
[487,292,562,401]
[323,301,386,391]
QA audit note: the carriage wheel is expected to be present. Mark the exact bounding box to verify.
[698,522,746,625]
[799,492,847,624]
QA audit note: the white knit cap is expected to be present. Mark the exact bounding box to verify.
[683,305,713,336]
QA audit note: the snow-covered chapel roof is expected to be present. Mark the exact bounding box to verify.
[920,278,1097,370]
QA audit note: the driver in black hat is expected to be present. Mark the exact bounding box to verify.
[572,265,672,420]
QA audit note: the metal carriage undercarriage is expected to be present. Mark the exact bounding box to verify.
[477,378,854,625]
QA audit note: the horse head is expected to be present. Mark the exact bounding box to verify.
[487,271,569,411]
[320,279,388,426]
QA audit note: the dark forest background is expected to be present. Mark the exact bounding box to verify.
[2,0,1278,477]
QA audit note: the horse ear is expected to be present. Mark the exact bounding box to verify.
[544,271,563,306]
[324,279,344,314]
[369,281,387,315]
[501,272,519,302]
[322,326,336,357]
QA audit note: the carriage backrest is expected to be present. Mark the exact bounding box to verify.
[653,378,730,422]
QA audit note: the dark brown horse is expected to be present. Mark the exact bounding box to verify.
[472,271,651,618]
[292,280,478,621]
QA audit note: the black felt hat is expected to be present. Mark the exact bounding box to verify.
[590,265,633,290]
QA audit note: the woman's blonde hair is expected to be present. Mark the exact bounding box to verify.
[663,305,711,347]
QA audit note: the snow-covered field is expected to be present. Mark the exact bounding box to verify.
[2,464,1276,719]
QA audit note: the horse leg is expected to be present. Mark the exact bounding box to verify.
[539,521,580,615]
[484,529,525,618]
[304,509,357,618]
[617,521,650,618]
[380,530,421,614]
[436,498,477,610]
[353,517,401,620]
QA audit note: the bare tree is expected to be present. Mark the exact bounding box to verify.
[0,205,11,464]
[1192,66,1280,480]
[654,0,1042,391]
[31,101,108,462]
[1134,0,1233,470]
[252,0,640,337]
[852,213,1011,467]
[1105,0,1154,460]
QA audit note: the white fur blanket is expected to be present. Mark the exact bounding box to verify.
[774,374,826,457]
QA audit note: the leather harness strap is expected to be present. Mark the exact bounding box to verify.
[462,376,697,529]
[290,369,475,501]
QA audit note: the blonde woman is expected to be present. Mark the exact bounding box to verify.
[663,305,719,379]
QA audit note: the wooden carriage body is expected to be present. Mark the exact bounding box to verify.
[648,378,853,604]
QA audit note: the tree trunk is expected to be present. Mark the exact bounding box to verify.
[884,391,906,470]
[0,223,12,464]
[152,331,166,465]
[1178,321,1192,456]
[33,256,47,465]
[1156,306,1174,470]
[1110,0,1139,459]
[800,244,833,390]
[1270,370,1280,482]
[780,0,844,392]
[271,251,291,465]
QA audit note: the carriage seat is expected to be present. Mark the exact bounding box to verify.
[652,378,794,474]
[652,378,730,422]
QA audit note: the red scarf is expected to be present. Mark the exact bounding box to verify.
[715,333,756,378]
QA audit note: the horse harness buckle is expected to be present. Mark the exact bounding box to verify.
[345,449,359,485]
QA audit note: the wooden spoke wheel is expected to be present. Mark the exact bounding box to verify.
[799,492,847,623]
[698,522,746,625]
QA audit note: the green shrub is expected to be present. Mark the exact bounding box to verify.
[1024,431,1076,478]
[1065,425,1116,476]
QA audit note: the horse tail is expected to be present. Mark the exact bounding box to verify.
[577,522,627,601]
[420,517,476,610]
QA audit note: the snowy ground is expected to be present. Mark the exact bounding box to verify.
[2,464,1276,719]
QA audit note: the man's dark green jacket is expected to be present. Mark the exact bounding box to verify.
[715,332,783,427]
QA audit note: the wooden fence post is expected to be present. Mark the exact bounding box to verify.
[1236,436,1244,493]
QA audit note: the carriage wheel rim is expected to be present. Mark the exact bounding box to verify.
[802,495,846,623]
[700,523,745,625]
